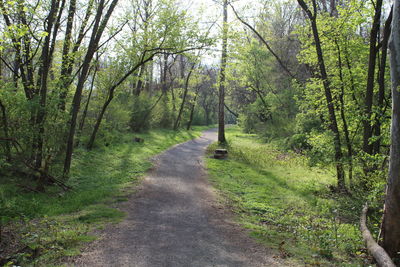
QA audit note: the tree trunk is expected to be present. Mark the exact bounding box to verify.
[382,0,400,259]
[205,107,210,125]
[187,85,201,130]
[362,0,383,156]
[87,93,113,150]
[58,0,76,110]
[297,0,345,190]
[63,0,119,177]
[134,65,145,96]
[0,56,10,161]
[0,99,11,161]
[174,64,195,130]
[59,0,94,110]
[162,54,168,94]
[336,40,353,188]
[75,67,97,147]
[374,9,393,155]
[86,53,155,148]
[136,92,165,131]
[35,0,61,170]
[218,0,227,143]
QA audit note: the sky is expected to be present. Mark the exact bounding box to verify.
[114,0,262,65]
[184,0,262,65]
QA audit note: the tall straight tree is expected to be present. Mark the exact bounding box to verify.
[374,9,393,155]
[297,0,345,190]
[362,0,383,156]
[63,0,119,177]
[58,0,95,111]
[218,0,228,143]
[382,0,400,258]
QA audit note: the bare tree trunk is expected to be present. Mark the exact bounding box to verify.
[59,0,94,110]
[218,0,227,143]
[382,0,400,258]
[297,0,345,190]
[162,54,168,94]
[187,85,201,130]
[64,0,119,177]
[362,0,383,156]
[58,0,76,110]
[205,106,210,125]
[87,93,113,150]
[374,9,392,155]
[0,99,11,161]
[174,63,195,130]
[0,55,10,162]
[75,67,97,147]
[335,40,353,188]
[134,65,145,96]
[35,0,61,171]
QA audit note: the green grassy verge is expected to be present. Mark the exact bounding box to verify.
[206,126,365,266]
[0,126,209,266]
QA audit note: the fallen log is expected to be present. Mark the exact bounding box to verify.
[360,203,395,267]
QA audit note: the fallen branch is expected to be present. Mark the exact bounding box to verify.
[23,160,72,192]
[360,203,395,267]
[0,137,72,191]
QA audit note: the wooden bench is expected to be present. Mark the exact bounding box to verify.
[214,149,228,159]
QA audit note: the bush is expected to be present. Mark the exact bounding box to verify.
[288,133,311,152]
[129,95,154,132]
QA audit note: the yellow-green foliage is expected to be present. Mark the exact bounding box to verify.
[206,126,364,266]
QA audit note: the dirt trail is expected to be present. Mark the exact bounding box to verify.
[72,129,283,267]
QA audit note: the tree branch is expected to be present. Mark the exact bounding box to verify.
[224,103,238,117]
[230,3,296,79]
[360,203,396,267]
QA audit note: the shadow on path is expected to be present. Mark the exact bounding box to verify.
[72,129,283,267]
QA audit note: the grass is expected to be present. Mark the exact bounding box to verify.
[206,126,366,266]
[0,126,209,266]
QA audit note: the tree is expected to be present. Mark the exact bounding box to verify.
[63,0,119,177]
[86,52,156,149]
[297,0,345,190]
[362,0,383,157]
[174,61,195,130]
[198,68,218,126]
[373,9,393,155]
[0,0,67,188]
[218,0,228,143]
[382,0,400,258]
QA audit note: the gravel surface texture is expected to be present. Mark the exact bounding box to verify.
[72,129,284,267]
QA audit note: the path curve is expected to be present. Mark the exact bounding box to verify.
[73,129,283,267]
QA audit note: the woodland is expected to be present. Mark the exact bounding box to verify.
[0,0,400,266]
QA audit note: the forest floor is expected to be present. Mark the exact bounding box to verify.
[70,128,284,267]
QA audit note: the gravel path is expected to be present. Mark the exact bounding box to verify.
[72,129,283,267]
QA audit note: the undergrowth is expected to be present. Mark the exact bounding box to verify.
[206,126,368,266]
[0,127,207,266]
